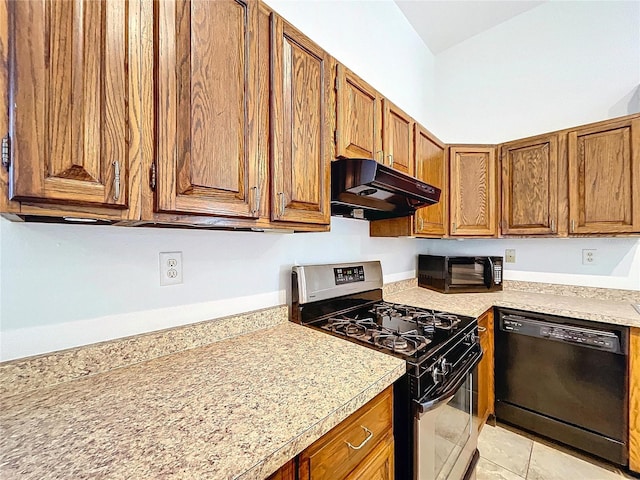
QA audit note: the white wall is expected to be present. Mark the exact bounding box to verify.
[434,0,640,144]
[428,0,640,293]
[0,0,435,361]
[420,238,640,291]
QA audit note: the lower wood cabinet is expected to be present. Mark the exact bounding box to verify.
[476,308,495,431]
[629,327,640,473]
[299,386,393,480]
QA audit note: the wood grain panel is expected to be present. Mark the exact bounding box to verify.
[449,146,497,236]
[266,459,296,480]
[415,124,447,237]
[344,434,394,480]
[156,0,259,218]
[629,327,640,473]
[270,15,331,224]
[568,117,640,233]
[477,309,494,431]
[382,99,413,175]
[10,0,128,207]
[501,135,558,235]
[299,387,393,480]
[336,65,382,160]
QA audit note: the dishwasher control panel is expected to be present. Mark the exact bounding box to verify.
[501,315,621,353]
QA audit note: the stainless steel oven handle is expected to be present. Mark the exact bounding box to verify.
[414,345,483,414]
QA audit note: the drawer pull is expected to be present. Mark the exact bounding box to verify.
[345,426,373,450]
[478,326,487,332]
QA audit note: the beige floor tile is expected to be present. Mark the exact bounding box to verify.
[478,424,533,477]
[476,457,526,480]
[527,442,624,480]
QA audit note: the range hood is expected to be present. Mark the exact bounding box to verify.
[331,157,441,220]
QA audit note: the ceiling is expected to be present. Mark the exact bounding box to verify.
[395,1,546,54]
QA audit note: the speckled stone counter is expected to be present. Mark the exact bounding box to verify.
[387,285,640,328]
[0,322,406,480]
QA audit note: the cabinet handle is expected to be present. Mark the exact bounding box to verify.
[112,160,120,201]
[419,217,424,231]
[345,426,374,450]
[550,218,555,232]
[571,219,575,232]
[376,150,383,162]
[388,153,394,167]
[478,326,487,332]
[452,222,457,232]
[278,192,285,217]
[251,186,260,216]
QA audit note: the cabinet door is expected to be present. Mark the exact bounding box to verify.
[414,125,448,237]
[267,460,295,480]
[449,146,497,236]
[477,309,495,431]
[568,117,640,233]
[336,65,383,160]
[382,99,414,175]
[9,0,129,208]
[271,15,331,224]
[501,135,558,235]
[156,0,260,218]
[344,435,394,480]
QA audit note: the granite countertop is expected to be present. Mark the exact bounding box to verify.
[0,322,406,480]
[387,287,640,328]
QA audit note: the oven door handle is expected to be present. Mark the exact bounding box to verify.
[414,345,483,414]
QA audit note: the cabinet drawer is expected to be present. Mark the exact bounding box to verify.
[300,387,393,480]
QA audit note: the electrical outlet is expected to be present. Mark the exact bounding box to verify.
[582,249,597,266]
[159,251,183,285]
[505,249,516,263]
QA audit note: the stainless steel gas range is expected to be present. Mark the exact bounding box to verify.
[291,261,482,480]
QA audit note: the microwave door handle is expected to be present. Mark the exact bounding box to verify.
[487,257,494,287]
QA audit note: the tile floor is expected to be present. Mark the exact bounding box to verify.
[477,423,636,480]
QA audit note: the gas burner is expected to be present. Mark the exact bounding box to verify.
[433,313,461,330]
[324,317,377,338]
[374,329,431,354]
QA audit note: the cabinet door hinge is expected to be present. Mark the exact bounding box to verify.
[150,162,157,190]
[1,135,10,170]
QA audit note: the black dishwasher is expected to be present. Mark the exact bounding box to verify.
[494,307,629,465]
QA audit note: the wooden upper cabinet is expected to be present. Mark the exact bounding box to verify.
[568,116,640,234]
[270,15,332,225]
[335,65,383,160]
[156,0,260,218]
[501,135,559,235]
[8,0,130,208]
[414,125,447,237]
[382,100,414,175]
[449,146,497,237]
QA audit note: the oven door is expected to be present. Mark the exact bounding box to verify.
[415,372,477,480]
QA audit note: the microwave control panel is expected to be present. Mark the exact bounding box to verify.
[334,266,365,285]
[493,264,503,284]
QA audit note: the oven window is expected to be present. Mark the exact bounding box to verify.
[434,376,472,479]
[414,375,472,480]
[450,263,485,286]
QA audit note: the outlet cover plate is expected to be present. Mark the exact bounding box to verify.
[160,251,183,286]
[582,249,597,266]
[505,249,516,263]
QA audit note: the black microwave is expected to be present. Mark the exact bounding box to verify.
[418,255,503,293]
